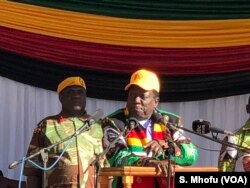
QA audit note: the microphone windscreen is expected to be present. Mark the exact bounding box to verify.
[152,111,162,122]
[8,160,20,169]
[127,117,139,130]
[192,119,211,134]
[111,118,125,131]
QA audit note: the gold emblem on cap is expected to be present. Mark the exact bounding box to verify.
[79,77,84,87]
[133,72,144,82]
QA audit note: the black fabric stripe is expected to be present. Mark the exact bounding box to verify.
[1,49,249,102]
[11,0,250,20]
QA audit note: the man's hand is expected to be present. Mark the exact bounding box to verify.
[143,140,164,157]
[146,159,174,176]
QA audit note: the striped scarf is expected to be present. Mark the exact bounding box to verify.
[127,122,166,156]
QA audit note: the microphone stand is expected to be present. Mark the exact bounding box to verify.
[90,117,140,188]
[173,125,250,154]
[161,137,176,188]
[90,126,135,188]
[8,120,92,188]
[167,142,175,188]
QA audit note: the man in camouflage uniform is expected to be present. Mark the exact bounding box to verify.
[24,76,103,188]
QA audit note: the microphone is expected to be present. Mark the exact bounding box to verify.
[192,119,234,136]
[152,111,178,131]
[110,118,125,131]
[164,138,176,156]
[8,160,21,169]
[87,109,104,125]
[75,109,104,136]
[127,117,139,130]
[152,111,165,124]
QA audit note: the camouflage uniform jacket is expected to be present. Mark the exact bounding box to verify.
[23,113,103,188]
[218,119,250,172]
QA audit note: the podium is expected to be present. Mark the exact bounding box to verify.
[99,166,218,188]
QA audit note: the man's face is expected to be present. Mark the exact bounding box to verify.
[126,86,159,121]
[59,86,86,117]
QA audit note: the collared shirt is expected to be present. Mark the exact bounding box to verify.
[139,119,153,141]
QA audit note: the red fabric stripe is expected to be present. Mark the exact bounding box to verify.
[1,26,250,75]
[127,129,147,140]
[152,131,165,140]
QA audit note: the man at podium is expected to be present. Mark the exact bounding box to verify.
[102,69,199,188]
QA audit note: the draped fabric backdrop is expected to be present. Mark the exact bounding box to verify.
[0,0,250,181]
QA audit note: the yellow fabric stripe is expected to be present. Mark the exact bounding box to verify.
[128,138,148,146]
[1,0,250,48]
[153,123,165,132]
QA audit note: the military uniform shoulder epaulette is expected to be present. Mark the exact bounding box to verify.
[36,114,59,127]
